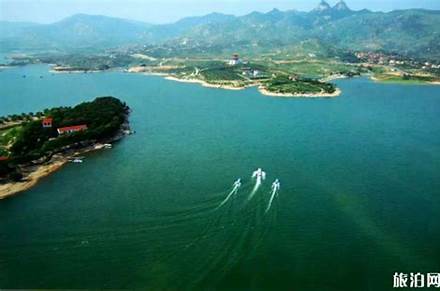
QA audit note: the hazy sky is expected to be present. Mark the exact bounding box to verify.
[1,0,439,24]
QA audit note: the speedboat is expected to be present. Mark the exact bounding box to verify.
[252,168,266,180]
[272,179,281,191]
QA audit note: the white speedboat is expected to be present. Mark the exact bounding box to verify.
[252,168,266,180]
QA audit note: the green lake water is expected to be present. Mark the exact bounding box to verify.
[0,65,439,290]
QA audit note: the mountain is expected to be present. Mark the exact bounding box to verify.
[1,2,439,59]
[313,1,332,13]
[0,14,152,51]
[168,5,440,59]
[331,1,354,18]
[0,21,39,38]
[334,1,350,12]
[140,12,237,43]
[319,9,440,57]
[310,0,354,19]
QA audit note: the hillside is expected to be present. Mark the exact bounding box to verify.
[1,1,439,59]
[0,97,130,182]
[0,14,152,51]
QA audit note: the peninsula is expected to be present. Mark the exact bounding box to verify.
[127,59,341,97]
[0,97,131,199]
[12,48,436,98]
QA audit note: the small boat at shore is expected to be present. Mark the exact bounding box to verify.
[104,144,112,149]
[69,157,84,163]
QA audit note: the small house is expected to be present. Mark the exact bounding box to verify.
[42,117,53,128]
[229,54,241,66]
[57,125,88,135]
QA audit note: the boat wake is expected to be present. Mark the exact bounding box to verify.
[248,168,266,201]
[148,169,282,289]
[265,179,281,213]
[217,179,242,209]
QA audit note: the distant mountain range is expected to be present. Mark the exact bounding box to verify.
[1,1,439,59]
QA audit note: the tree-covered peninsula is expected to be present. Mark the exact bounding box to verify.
[0,97,130,189]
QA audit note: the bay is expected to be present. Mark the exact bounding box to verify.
[0,65,439,290]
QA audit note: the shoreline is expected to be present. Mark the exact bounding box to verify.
[50,69,108,74]
[49,65,124,74]
[320,74,349,82]
[164,76,249,91]
[131,66,440,89]
[370,74,440,85]
[1,148,88,200]
[50,65,439,89]
[164,75,342,97]
[0,160,66,200]
[0,117,131,200]
[258,86,342,98]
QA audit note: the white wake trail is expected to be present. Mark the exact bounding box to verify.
[265,188,278,213]
[217,187,239,209]
[248,177,262,201]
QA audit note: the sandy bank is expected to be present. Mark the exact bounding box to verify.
[320,74,349,82]
[127,65,183,74]
[0,143,112,200]
[0,159,66,199]
[164,76,248,90]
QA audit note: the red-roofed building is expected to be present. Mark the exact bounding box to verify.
[42,117,53,128]
[57,125,88,135]
[0,156,9,161]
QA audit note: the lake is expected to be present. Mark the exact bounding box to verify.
[0,65,439,290]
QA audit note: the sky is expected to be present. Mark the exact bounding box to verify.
[1,0,439,24]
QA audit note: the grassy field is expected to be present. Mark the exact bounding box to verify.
[265,60,364,79]
[201,67,244,81]
[370,65,440,84]
[373,74,437,84]
[263,75,336,94]
[0,126,22,156]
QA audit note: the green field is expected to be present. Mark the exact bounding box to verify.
[263,75,336,94]
[0,126,22,157]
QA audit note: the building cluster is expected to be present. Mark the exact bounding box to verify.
[355,51,439,70]
[355,51,405,65]
[41,117,88,135]
[229,54,241,66]
[0,118,89,162]
[241,67,261,78]
[227,54,266,78]
[421,62,440,70]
